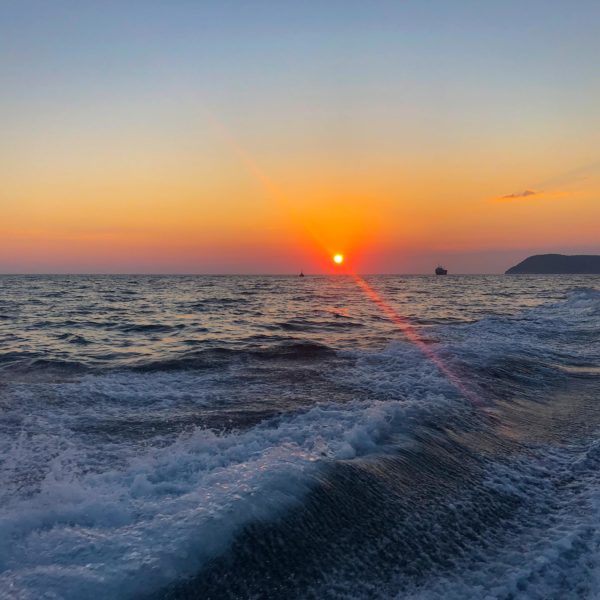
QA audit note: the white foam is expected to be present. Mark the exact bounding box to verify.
[0,371,448,599]
[398,444,600,600]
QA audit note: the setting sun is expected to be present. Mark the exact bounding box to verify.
[333,254,344,264]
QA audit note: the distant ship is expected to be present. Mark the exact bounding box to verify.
[299,271,305,277]
[435,266,448,275]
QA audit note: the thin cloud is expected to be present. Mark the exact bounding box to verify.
[495,160,600,202]
[501,189,538,199]
[533,160,600,189]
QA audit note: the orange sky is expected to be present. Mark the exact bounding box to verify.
[1,2,599,273]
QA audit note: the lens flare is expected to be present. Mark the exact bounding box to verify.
[210,118,478,406]
[351,273,480,406]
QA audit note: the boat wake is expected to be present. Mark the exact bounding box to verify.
[0,286,598,599]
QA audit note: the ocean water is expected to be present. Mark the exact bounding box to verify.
[1,274,599,600]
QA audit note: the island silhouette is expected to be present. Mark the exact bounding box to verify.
[506,254,600,274]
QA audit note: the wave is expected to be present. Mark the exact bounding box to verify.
[187,297,250,311]
[0,339,337,378]
[133,341,336,373]
[275,316,364,332]
[0,382,456,599]
[54,333,91,346]
[250,340,337,360]
[395,440,600,600]
[0,352,88,375]
[0,287,598,598]
[117,323,185,334]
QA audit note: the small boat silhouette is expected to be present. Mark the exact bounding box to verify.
[299,270,305,277]
[435,266,448,275]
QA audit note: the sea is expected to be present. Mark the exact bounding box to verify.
[0,274,599,600]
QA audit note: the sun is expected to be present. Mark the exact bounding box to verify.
[333,253,344,264]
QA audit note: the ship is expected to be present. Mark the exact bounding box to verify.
[435,266,448,275]
[299,270,305,277]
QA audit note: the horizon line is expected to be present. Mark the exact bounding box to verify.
[0,271,524,277]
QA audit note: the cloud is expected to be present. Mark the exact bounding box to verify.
[500,189,538,199]
[534,160,600,189]
[495,160,600,202]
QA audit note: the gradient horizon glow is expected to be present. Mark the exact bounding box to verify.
[1,1,599,274]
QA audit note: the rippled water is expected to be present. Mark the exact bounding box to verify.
[1,275,599,599]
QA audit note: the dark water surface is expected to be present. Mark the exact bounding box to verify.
[1,275,599,599]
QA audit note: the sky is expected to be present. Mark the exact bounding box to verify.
[1,0,599,273]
